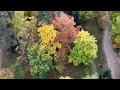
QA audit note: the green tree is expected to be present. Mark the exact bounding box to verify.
[11,11,38,78]
[27,43,53,79]
[68,30,98,66]
[110,12,120,53]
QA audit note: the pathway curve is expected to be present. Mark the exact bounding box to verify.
[102,11,120,79]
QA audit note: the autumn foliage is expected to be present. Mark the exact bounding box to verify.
[51,13,81,73]
[37,13,81,73]
[11,11,97,78]
[52,13,81,41]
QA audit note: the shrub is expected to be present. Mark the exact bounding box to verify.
[55,65,65,74]
[0,68,14,79]
[68,30,98,66]
[13,64,25,79]
[82,73,98,79]
[59,76,73,79]
[99,68,112,79]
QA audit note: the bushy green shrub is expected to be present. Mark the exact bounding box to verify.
[13,64,25,79]
[99,68,112,79]
[68,30,98,66]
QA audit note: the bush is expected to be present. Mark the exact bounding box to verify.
[13,64,25,79]
[82,73,98,79]
[0,68,14,79]
[59,76,73,79]
[99,68,112,79]
[55,65,65,74]
[68,30,98,66]
[27,43,53,79]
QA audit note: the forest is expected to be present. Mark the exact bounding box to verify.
[0,11,120,79]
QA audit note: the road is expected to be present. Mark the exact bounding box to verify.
[102,11,120,79]
[0,48,2,68]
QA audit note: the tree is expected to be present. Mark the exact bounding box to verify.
[51,12,81,73]
[11,11,38,78]
[64,11,96,24]
[68,30,98,66]
[27,43,53,79]
[110,13,120,53]
[37,24,63,73]
[37,12,81,74]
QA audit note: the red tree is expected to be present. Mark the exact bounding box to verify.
[51,13,81,73]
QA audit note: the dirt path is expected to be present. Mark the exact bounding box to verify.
[102,11,120,79]
[0,48,3,68]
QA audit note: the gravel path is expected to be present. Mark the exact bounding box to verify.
[102,11,120,79]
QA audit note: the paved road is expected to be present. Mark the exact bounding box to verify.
[102,11,120,79]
